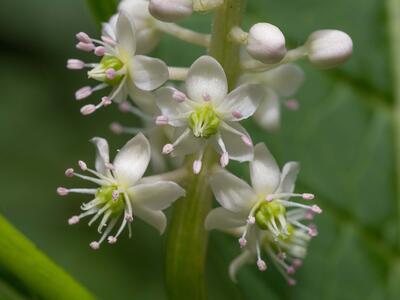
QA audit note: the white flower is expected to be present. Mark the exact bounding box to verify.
[110,88,175,172]
[57,133,185,249]
[155,56,264,173]
[67,13,169,115]
[205,143,321,280]
[239,64,304,131]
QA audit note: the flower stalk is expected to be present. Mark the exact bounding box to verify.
[165,1,246,299]
[0,215,95,300]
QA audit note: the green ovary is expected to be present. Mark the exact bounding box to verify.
[188,104,220,138]
[96,185,125,216]
[88,56,125,86]
[255,200,286,231]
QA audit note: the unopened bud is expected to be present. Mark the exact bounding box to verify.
[149,0,193,22]
[306,30,353,69]
[246,23,287,64]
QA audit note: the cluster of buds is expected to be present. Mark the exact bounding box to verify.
[61,0,352,286]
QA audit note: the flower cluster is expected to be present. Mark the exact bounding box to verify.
[60,0,352,286]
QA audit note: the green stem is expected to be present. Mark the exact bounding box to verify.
[165,1,246,299]
[386,0,400,248]
[0,215,96,300]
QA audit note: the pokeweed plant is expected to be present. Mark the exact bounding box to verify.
[59,0,353,299]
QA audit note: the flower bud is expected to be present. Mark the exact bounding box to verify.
[246,23,287,64]
[306,30,353,69]
[149,0,193,22]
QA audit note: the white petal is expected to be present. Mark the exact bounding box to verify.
[90,137,111,176]
[128,83,159,115]
[130,55,169,91]
[217,122,254,162]
[264,64,304,97]
[254,88,281,131]
[229,250,253,283]
[250,143,280,195]
[209,170,256,212]
[133,204,167,234]
[113,133,151,187]
[276,162,300,194]
[205,207,247,230]
[102,14,118,41]
[129,181,185,210]
[186,56,228,104]
[155,87,192,126]
[218,84,263,121]
[116,12,137,56]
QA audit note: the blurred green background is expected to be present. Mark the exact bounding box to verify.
[0,0,398,299]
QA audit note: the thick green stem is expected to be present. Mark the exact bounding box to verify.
[165,1,246,299]
[0,215,96,300]
[386,0,400,248]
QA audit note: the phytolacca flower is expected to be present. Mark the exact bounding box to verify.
[67,13,168,115]
[57,133,185,249]
[229,223,311,285]
[205,143,321,280]
[239,64,304,131]
[155,56,263,173]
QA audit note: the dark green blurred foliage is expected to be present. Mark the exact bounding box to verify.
[0,0,398,299]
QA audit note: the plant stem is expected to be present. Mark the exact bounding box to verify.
[165,1,246,299]
[386,0,400,248]
[0,215,96,300]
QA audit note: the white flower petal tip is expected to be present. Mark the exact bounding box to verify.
[57,187,69,196]
[130,55,169,91]
[149,0,193,22]
[68,216,80,225]
[285,99,300,111]
[107,236,117,244]
[246,23,287,64]
[238,237,247,248]
[89,241,100,250]
[257,259,267,271]
[220,152,229,168]
[156,115,169,125]
[65,168,74,177]
[193,160,202,174]
[306,30,353,69]
[162,144,174,154]
[302,193,315,200]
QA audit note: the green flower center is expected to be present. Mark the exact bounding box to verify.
[96,185,125,216]
[188,104,220,138]
[255,200,286,230]
[88,56,125,86]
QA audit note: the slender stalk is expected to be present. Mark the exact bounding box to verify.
[168,67,189,81]
[386,0,400,248]
[156,23,211,47]
[0,215,95,300]
[165,1,246,299]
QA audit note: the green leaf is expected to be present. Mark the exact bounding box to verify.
[86,0,117,24]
